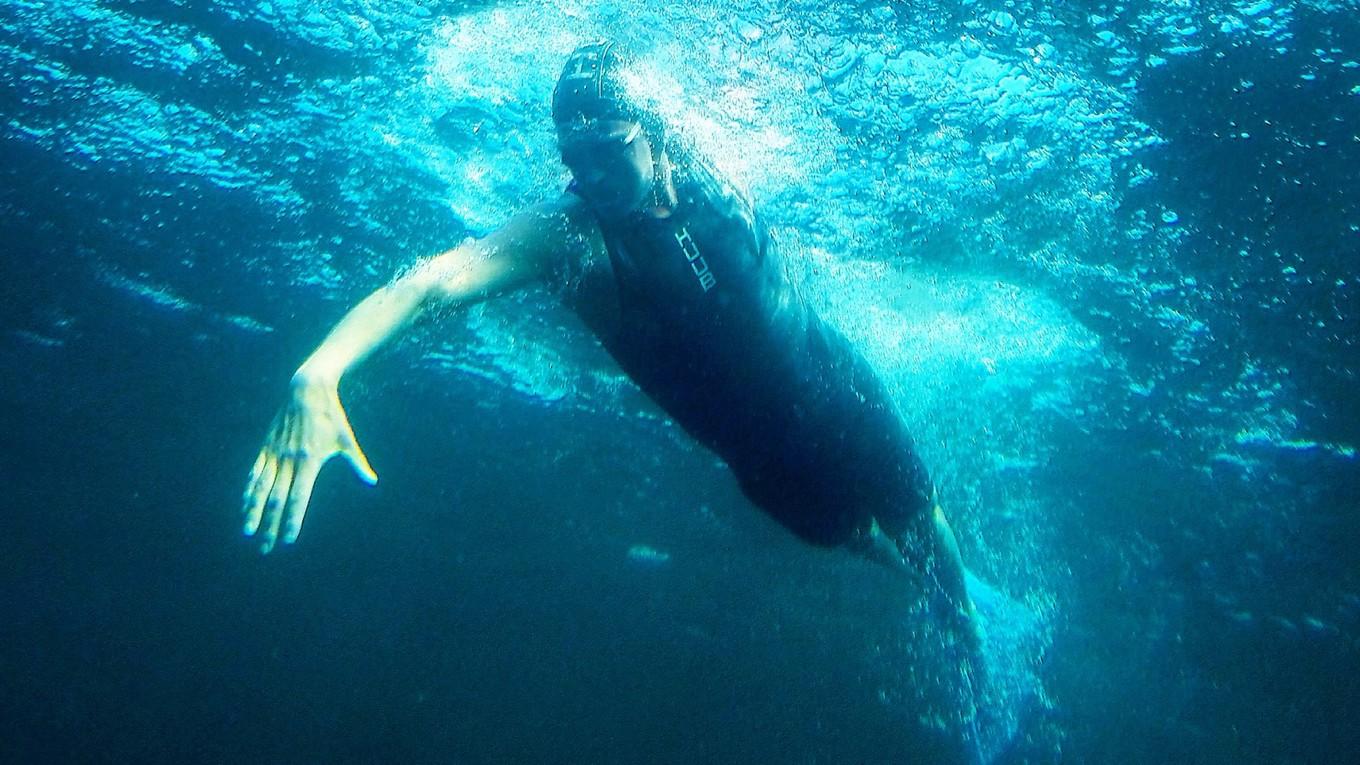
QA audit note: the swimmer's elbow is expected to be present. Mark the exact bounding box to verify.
[414,199,582,306]
[419,241,541,307]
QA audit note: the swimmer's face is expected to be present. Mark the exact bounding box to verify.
[558,119,654,217]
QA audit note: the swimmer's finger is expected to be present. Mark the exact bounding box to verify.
[246,450,267,487]
[339,425,378,485]
[242,450,269,517]
[242,453,277,536]
[282,458,323,545]
[259,460,294,554]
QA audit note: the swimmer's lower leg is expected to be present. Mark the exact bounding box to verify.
[850,516,910,571]
[930,505,977,626]
[855,506,988,763]
[849,507,980,651]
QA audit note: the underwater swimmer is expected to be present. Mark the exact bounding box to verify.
[242,41,979,665]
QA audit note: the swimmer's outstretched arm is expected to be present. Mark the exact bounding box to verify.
[242,194,602,552]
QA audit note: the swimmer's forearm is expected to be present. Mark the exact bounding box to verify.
[293,197,585,385]
[294,252,461,385]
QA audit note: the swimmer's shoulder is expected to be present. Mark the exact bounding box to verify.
[501,192,607,283]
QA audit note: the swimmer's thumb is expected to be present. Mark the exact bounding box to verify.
[342,440,378,485]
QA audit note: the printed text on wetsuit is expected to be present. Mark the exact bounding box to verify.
[674,227,716,292]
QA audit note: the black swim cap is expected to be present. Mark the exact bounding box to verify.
[552,42,639,128]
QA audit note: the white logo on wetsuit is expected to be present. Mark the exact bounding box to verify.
[674,226,716,292]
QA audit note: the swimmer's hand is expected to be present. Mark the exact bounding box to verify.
[242,374,377,553]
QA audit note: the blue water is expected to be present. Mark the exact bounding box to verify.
[1,1,1356,762]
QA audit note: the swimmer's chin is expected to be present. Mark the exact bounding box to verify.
[584,197,643,220]
[575,184,649,218]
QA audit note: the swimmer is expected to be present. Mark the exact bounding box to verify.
[242,41,983,755]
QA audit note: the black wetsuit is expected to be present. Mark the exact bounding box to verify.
[564,155,933,547]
